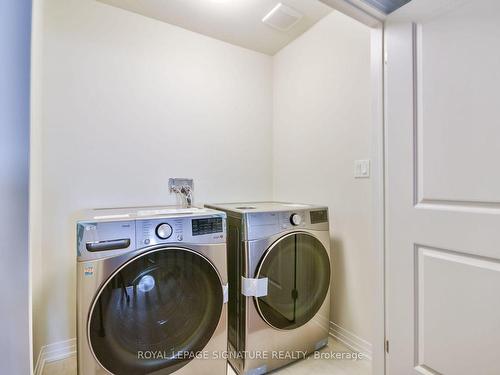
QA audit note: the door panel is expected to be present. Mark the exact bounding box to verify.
[417,0,500,204]
[386,0,500,374]
[416,247,500,375]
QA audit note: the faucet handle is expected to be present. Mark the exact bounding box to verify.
[168,178,194,208]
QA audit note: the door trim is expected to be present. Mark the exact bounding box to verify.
[319,2,386,374]
[371,22,386,375]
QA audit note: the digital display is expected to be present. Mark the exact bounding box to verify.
[192,217,223,236]
[310,210,328,224]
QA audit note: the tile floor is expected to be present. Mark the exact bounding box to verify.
[43,338,371,375]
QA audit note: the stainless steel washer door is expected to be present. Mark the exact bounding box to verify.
[255,233,330,330]
[88,247,224,374]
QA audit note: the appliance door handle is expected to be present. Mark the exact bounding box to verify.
[86,239,131,252]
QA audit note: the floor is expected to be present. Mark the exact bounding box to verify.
[43,338,371,375]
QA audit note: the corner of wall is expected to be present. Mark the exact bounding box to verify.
[30,0,45,369]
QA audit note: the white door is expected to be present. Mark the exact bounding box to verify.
[385,0,500,374]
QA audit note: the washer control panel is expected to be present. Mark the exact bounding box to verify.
[136,214,226,247]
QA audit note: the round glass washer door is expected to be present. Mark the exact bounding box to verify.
[255,232,330,330]
[88,247,223,375]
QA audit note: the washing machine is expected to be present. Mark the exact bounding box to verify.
[77,207,228,375]
[204,202,331,375]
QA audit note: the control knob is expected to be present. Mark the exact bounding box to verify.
[290,214,302,226]
[156,223,173,240]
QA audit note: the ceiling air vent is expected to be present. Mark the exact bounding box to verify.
[262,3,303,32]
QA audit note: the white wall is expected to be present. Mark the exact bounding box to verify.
[273,12,373,344]
[0,0,32,373]
[32,0,273,359]
[34,0,374,362]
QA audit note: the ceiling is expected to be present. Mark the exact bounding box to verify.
[97,0,333,55]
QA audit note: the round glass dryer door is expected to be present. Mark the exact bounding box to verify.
[255,233,330,330]
[88,247,223,374]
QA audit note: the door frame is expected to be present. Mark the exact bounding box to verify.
[320,1,386,374]
[370,22,386,375]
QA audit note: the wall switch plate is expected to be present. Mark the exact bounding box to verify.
[354,160,371,178]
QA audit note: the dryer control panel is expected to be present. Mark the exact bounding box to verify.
[245,209,329,241]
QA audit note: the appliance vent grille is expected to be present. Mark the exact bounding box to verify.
[262,3,303,32]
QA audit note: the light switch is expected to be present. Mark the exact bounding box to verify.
[354,160,370,178]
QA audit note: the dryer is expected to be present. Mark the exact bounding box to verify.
[204,202,331,375]
[77,207,228,375]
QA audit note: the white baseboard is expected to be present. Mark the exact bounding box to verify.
[329,321,372,359]
[33,323,370,373]
[34,338,76,375]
